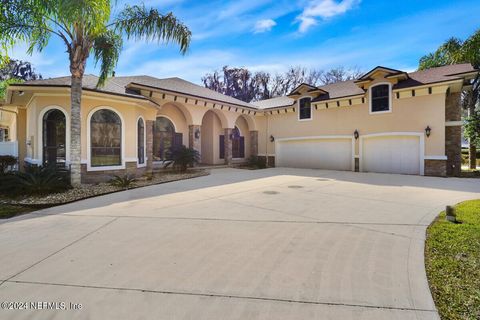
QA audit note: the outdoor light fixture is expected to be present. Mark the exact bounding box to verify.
[270,135,275,142]
[425,126,431,137]
[354,129,359,140]
[194,128,200,139]
[18,91,24,96]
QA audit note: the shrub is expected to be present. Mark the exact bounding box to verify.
[247,155,266,169]
[109,174,137,190]
[0,155,17,173]
[165,145,200,172]
[0,165,71,196]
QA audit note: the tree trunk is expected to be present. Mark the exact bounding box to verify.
[70,76,82,185]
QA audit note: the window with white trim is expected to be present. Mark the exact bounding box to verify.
[370,84,391,113]
[299,97,312,120]
[90,109,122,167]
[137,118,145,165]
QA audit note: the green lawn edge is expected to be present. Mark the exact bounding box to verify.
[425,199,480,320]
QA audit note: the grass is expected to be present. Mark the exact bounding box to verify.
[0,204,34,219]
[425,199,480,320]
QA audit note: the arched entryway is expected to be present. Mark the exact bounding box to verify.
[201,110,224,165]
[42,109,66,166]
[153,116,182,161]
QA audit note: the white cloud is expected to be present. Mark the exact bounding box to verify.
[254,19,277,33]
[297,0,360,33]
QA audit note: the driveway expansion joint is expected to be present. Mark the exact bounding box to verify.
[5,280,438,313]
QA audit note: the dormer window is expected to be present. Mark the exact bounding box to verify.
[299,97,312,120]
[370,83,392,113]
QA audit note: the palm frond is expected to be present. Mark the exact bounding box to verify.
[92,30,123,87]
[113,4,191,54]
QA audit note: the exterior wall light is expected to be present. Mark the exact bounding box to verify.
[194,128,200,139]
[270,135,275,142]
[354,130,359,140]
[425,126,431,137]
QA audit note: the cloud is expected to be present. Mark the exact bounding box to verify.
[297,0,360,33]
[254,19,277,33]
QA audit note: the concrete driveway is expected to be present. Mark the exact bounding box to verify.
[1,168,479,320]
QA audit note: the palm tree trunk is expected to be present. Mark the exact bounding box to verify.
[70,75,82,185]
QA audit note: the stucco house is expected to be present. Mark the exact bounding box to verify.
[0,63,476,182]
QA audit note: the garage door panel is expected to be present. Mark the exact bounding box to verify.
[362,136,420,175]
[277,138,352,171]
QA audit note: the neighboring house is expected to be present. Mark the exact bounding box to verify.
[0,64,476,182]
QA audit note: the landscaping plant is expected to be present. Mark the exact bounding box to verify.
[165,145,200,172]
[109,174,137,190]
[0,155,17,173]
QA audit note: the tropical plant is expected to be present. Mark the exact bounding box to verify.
[165,145,200,172]
[0,155,17,173]
[0,1,191,185]
[109,174,137,190]
[0,165,71,196]
[247,155,266,169]
[419,30,480,169]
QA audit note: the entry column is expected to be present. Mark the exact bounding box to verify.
[188,124,201,153]
[224,128,233,165]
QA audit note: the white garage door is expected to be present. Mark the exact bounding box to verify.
[361,135,421,175]
[276,137,353,171]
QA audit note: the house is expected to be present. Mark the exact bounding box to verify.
[0,63,476,182]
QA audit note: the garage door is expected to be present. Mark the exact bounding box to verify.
[276,137,353,171]
[361,135,421,175]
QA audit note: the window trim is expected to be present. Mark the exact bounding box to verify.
[86,106,125,172]
[136,116,147,168]
[369,82,392,115]
[298,96,313,121]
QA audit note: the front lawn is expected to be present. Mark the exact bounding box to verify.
[425,199,480,320]
[0,205,33,219]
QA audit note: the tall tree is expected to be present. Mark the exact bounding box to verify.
[0,59,42,81]
[203,65,362,102]
[0,1,191,184]
[419,31,480,169]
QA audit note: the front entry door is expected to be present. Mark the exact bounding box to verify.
[43,109,66,166]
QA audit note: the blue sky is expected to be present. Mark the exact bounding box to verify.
[11,0,480,84]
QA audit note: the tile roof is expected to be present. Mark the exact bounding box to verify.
[18,64,476,110]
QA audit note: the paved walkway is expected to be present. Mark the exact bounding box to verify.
[1,168,479,319]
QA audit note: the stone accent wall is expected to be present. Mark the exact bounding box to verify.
[146,120,154,171]
[354,157,359,172]
[258,156,275,167]
[189,125,201,153]
[250,130,258,156]
[425,160,447,177]
[224,128,233,165]
[81,162,146,184]
[445,92,462,176]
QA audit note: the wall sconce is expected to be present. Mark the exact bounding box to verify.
[425,126,431,137]
[354,129,359,140]
[270,135,275,142]
[194,128,200,139]
[18,91,24,96]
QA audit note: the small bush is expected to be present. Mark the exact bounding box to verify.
[0,155,17,173]
[165,145,200,172]
[247,155,266,169]
[0,165,71,197]
[109,174,137,190]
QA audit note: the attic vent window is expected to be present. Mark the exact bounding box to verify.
[370,83,391,114]
[298,97,312,120]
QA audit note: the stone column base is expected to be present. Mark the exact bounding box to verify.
[424,160,447,177]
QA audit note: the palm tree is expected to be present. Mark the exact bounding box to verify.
[419,31,480,169]
[0,1,191,184]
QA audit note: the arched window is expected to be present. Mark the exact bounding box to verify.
[90,109,122,167]
[370,84,391,113]
[153,116,182,161]
[43,109,66,166]
[137,118,145,165]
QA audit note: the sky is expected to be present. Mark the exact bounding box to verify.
[11,0,480,84]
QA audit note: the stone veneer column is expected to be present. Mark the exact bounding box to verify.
[189,125,201,152]
[445,91,461,176]
[146,120,154,171]
[224,128,233,165]
[250,130,258,156]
